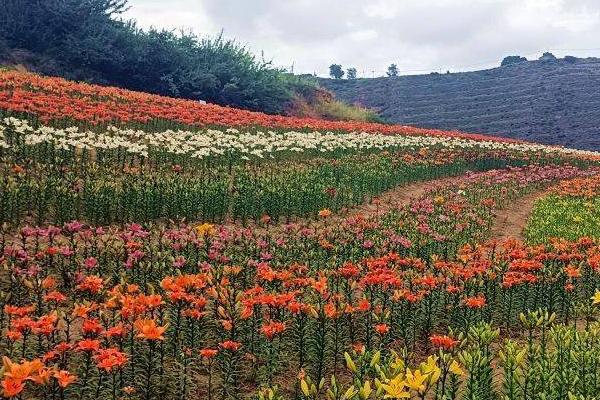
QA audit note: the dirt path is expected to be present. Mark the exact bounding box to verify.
[339,176,459,220]
[224,175,461,232]
[490,190,547,241]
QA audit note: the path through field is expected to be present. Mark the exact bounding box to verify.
[342,176,458,219]
[490,190,546,241]
[231,176,549,242]
[224,176,462,231]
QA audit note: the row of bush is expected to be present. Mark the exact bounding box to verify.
[0,0,323,115]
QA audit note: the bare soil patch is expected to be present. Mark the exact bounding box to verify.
[490,190,546,241]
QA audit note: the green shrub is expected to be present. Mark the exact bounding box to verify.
[0,0,318,115]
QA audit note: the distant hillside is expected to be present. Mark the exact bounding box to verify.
[321,57,600,150]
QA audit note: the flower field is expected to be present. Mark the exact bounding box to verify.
[0,71,539,140]
[2,71,600,400]
[525,176,600,243]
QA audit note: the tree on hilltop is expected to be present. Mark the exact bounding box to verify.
[346,67,357,79]
[387,64,399,77]
[501,55,528,67]
[539,52,557,62]
[329,64,344,79]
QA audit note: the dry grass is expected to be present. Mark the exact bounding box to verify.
[312,97,382,122]
[287,87,383,123]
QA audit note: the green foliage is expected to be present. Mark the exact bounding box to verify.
[329,64,344,80]
[386,64,399,77]
[0,0,128,52]
[539,52,558,62]
[501,55,528,67]
[524,195,600,243]
[0,0,316,114]
[347,68,357,80]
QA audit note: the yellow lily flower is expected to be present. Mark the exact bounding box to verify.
[382,374,410,399]
[405,368,428,392]
[449,360,464,376]
[420,356,441,384]
[195,222,215,237]
[592,290,600,305]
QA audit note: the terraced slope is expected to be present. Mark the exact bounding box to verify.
[320,57,600,150]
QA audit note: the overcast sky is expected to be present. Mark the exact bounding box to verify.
[124,0,600,77]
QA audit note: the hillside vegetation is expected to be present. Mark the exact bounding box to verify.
[321,57,600,150]
[0,0,376,121]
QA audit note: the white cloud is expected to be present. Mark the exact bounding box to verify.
[124,0,600,77]
[124,0,216,33]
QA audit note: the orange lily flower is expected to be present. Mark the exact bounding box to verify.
[133,319,167,341]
